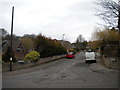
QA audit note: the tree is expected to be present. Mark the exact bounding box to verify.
[0,28,9,39]
[96,0,120,56]
[75,35,85,43]
[20,37,34,52]
[35,34,66,58]
[88,40,102,51]
[91,28,119,55]
[2,46,16,63]
[23,34,36,40]
[92,28,118,42]
[3,34,19,41]
[96,0,120,28]
[74,35,87,51]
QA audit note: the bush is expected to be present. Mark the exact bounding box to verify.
[25,51,40,62]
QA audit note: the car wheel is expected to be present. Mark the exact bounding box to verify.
[94,60,96,63]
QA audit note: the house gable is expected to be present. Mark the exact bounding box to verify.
[2,39,26,60]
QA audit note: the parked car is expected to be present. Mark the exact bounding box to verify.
[18,60,25,64]
[85,50,96,63]
[66,52,75,59]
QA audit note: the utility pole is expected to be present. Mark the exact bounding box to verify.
[118,1,120,58]
[10,6,14,71]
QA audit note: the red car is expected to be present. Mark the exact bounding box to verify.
[66,52,75,59]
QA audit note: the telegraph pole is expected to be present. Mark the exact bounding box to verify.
[118,1,120,58]
[10,6,14,71]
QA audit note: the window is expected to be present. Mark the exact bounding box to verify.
[16,47,21,52]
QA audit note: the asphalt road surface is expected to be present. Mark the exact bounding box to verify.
[3,52,118,88]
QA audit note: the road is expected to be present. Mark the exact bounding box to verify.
[3,52,118,88]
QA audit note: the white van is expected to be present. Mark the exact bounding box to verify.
[85,50,96,63]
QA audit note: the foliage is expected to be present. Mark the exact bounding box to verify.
[92,28,118,42]
[20,37,34,52]
[75,35,85,43]
[3,34,19,41]
[88,41,102,51]
[73,35,87,51]
[25,51,40,62]
[35,34,67,58]
[69,48,75,52]
[91,28,119,56]
[2,46,16,63]
[73,47,80,52]
[23,34,36,40]
[0,28,8,37]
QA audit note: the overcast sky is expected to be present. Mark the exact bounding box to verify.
[0,0,101,43]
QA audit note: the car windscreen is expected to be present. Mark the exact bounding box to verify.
[67,52,73,55]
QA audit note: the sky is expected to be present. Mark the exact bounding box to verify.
[0,0,101,43]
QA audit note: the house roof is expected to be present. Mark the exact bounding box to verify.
[2,39,25,53]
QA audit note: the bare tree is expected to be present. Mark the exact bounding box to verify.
[0,28,8,37]
[76,35,85,43]
[96,0,120,28]
[96,0,120,57]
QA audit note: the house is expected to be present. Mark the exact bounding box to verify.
[2,39,26,60]
[58,40,72,50]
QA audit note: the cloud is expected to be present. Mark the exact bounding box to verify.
[0,0,98,43]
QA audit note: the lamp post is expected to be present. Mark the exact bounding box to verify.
[10,6,14,71]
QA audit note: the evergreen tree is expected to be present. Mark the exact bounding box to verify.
[2,46,16,62]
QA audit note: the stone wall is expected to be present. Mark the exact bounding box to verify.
[102,56,120,70]
[103,45,118,57]
[2,55,65,72]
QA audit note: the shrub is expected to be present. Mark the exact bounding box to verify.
[25,51,40,62]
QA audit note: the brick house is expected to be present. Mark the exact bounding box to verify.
[2,39,26,60]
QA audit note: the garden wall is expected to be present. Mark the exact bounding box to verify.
[2,55,65,72]
[101,55,120,70]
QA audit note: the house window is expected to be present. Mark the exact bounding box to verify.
[16,47,21,52]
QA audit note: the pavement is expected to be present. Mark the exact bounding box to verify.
[88,52,119,74]
[88,61,119,74]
